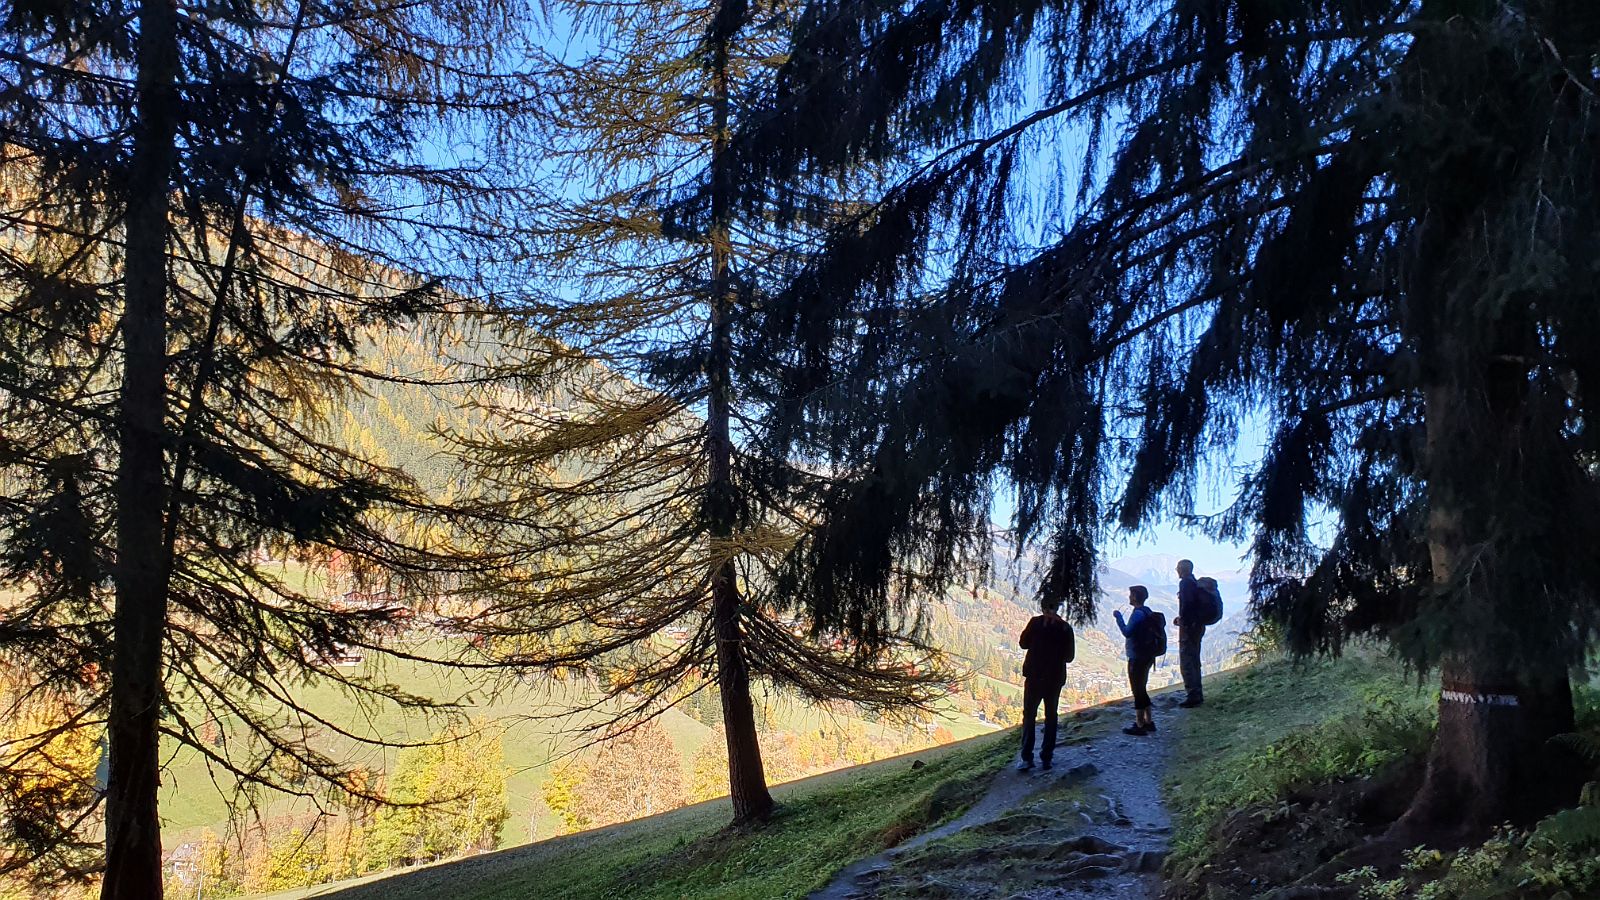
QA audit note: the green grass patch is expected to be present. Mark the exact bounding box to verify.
[163,637,995,850]
[1164,652,1436,873]
[976,674,1024,700]
[276,729,1013,900]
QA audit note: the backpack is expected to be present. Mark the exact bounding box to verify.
[1136,610,1168,658]
[1196,577,1224,626]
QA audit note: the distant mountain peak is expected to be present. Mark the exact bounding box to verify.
[1106,553,1186,583]
[1106,553,1246,583]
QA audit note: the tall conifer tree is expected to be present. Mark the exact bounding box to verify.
[0,0,543,894]
[720,0,1600,836]
[450,0,947,825]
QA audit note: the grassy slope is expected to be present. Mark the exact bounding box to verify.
[1165,658,1600,899]
[976,673,1024,700]
[1163,651,1435,869]
[270,729,1015,900]
[160,639,998,848]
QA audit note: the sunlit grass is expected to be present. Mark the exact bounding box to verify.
[1163,652,1436,872]
[272,729,1013,900]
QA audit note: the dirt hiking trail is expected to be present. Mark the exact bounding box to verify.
[813,696,1179,900]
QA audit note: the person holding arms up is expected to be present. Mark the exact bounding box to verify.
[1114,585,1161,736]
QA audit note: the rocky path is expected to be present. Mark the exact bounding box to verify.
[812,697,1178,900]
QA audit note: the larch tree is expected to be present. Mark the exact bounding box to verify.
[715,0,1600,839]
[448,0,948,825]
[0,0,544,895]
[545,719,689,831]
[365,725,509,866]
[0,666,102,885]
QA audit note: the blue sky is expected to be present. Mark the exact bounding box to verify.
[993,409,1274,576]
[1104,413,1271,574]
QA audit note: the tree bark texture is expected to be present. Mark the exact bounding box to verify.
[102,0,178,895]
[706,5,773,826]
[1398,338,1579,836]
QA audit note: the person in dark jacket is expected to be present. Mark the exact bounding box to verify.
[1173,558,1205,707]
[1017,601,1075,771]
[1114,585,1157,735]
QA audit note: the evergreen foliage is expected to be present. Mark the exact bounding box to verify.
[0,0,544,893]
[714,0,1600,830]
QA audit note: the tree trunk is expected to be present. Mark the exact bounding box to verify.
[1396,371,1578,838]
[102,0,178,895]
[712,561,773,824]
[704,4,772,826]
[1399,656,1574,836]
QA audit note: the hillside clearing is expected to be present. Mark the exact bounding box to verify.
[271,729,1014,900]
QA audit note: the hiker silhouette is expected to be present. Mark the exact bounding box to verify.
[1115,585,1161,735]
[1017,601,1074,771]
[1173,559,1207,707]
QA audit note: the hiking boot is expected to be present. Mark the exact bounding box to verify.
[1122,724,1148,736]
[1178,697,1204,708]
[1017,759,1034,771]
[1143,720,1157,733]
[1041,759,1053,771]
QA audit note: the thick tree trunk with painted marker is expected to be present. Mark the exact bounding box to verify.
[1397,348,1578,837]
[1401,657,1573,834]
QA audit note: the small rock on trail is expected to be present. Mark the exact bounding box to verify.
[811,699,1176,900]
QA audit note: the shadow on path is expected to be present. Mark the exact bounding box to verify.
[813,696,1180,900]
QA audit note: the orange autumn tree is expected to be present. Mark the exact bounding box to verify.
[543,720,688,833]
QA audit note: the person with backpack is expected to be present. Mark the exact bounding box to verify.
[1113,585,1163,736]
[1017,599,1075,771]
[1172,558,1220,708]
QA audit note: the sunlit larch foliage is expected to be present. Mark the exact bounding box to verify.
[446,0,951,825]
